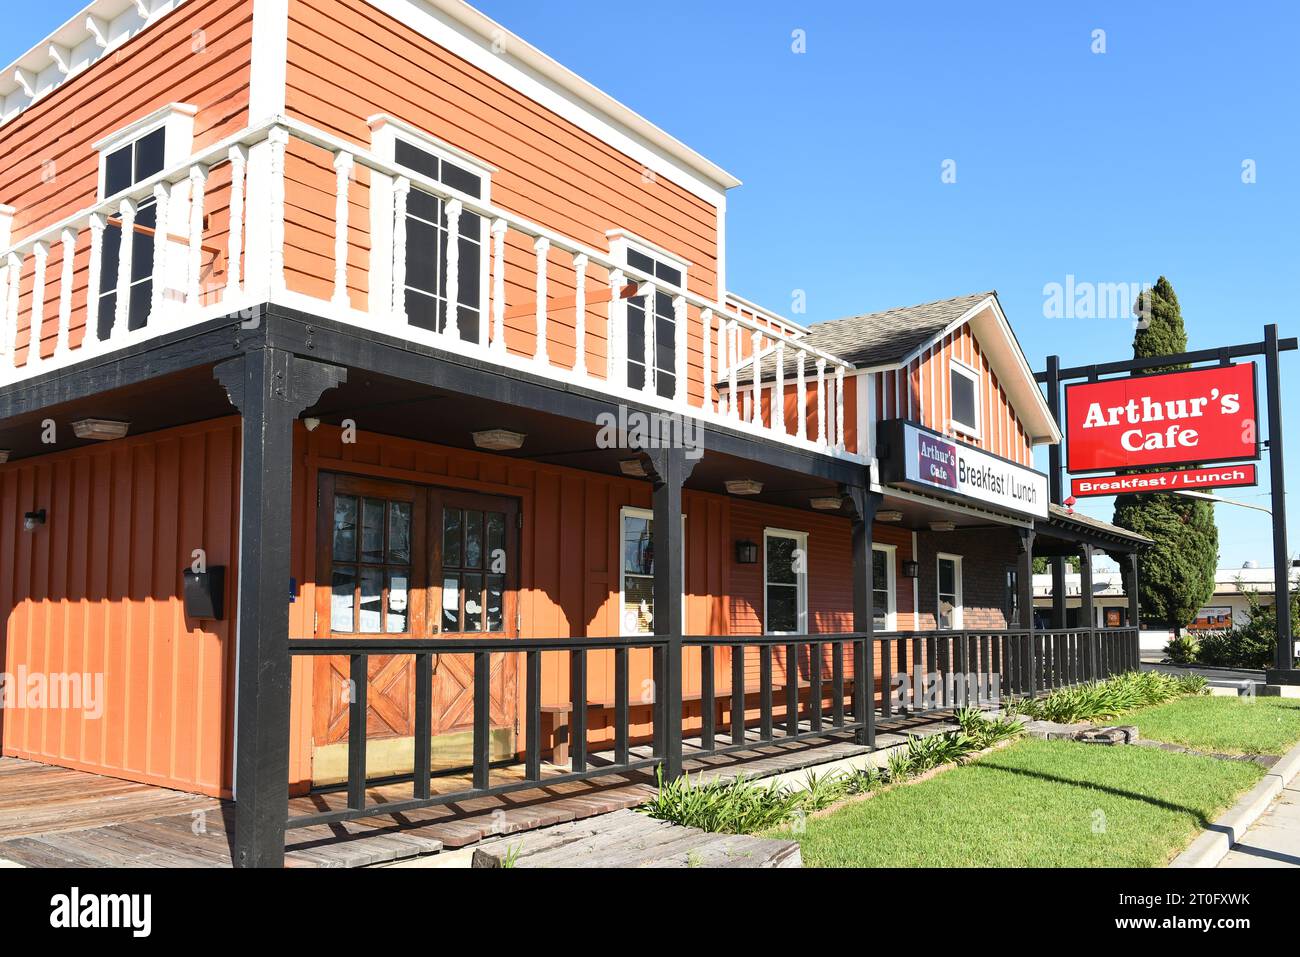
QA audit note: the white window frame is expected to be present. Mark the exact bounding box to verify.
[936,552,964,630]
[618,506,686,637]
[607,229,690,398]
[369,114,494,341]
[948,357,982,440]
[872,543,897,631]
[93,103,196,201]
[763,527,808,635]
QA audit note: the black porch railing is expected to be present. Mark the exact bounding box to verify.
[285,626,1141,830]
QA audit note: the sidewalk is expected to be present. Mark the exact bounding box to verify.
[1218,781,1300,868]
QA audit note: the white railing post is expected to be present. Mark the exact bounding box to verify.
[773,340,786,434]
[390,176,410,323]
[443,198,463,340]
[490,218,507,352]
[3,252,21,370]
[835,364,846,452]
[148,183,170,326]
[815,357,827,447]
[0,256,10,371]
[29,241,48,367]
[533,236,550,364]
[86,215,105,347]
[331,150,353,308]
[749,329,762,425]
[225,145,247,303]
[727,320,738,418]
[57,227,77,356]
[572,253,588,376]
[700,308,712,414]
[187,165,208,308]
[268,126,289,298]
[673,295,687,403]
[113,199,136,341]
[607,268,625,386]
[795,348,808,440]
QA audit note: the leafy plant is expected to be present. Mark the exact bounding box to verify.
[640,767,805,834]
[1019,670,1201,724]
[1164,635,1199,664]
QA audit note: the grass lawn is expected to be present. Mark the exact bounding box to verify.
[783,738,1262,867]
[1126,694,1300,756]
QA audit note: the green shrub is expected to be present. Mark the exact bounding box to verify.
[1164,635,1199,664]
[1195,626,1274,670]
[1020,670,1200,724]
[641,768,804,834]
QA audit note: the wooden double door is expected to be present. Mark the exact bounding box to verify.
[311,473,520,782]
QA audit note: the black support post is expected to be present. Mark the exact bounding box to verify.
[1017,528,1036,699]
[848,486,882,747]
[1079,544,1096,677]
[1044,356,1069,630]
[214,349,346,869]
[645,446,695,781]
[1265,325,1295,678]
[1125,551,1141,671]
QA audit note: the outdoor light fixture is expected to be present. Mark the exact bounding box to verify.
[876,510,904,522]
[71,418,130,441]
[472,429,526,451]
[902,559,920,578]
[725,479,763,496]
[302,417,321,432]
[929,521,956,532]
[735,539,759,564]
[619,458,649,478]
[23,509,46,532]
[0,450,9,464]
[810,495,843,510]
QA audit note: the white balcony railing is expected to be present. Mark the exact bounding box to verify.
[0,117,859,460]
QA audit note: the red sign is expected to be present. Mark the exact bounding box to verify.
[1071,464,1257,498]
[1065,363,1258,473]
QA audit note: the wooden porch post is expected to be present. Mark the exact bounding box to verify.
[645,446,695,781]
[1125,550,1141,671]
[1079,544,1097,678]
[215,346,346,868]
[848,486,882,747]
[1017,529,1036,698]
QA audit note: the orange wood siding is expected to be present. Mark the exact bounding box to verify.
[0,0,253,368]
[0,419,240,797]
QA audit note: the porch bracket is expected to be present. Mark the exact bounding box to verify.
[214,349,347,868]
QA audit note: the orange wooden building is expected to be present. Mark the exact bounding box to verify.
[0,0,1146,866]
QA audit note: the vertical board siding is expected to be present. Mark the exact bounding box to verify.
[0,0,254,367]
[0,419,240,796]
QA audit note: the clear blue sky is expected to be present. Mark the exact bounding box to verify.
[7,1,1298,570]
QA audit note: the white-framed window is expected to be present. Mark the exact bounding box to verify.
[937,552,963,630]
[1004,566,1019,627]
[764,528,808,635]
[872,543,897,631]
[607,230,689,400]
[618,507,686,636]
[371,115,493,344]
[949,358,981,438]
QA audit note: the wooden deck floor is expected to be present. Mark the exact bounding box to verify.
[0,713,956,867]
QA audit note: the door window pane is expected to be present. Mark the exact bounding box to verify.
[766,586,798,634]
[486,575,505,632]
[442,574,460,632]
[333,495,358,561]
[873,549,890,629]
[387,571,409,633]
[486,511,505,572]
[388,502,411,564]
[463,574,483,633]
[361,498,385,563]
[765,532,806,634]
[465,510,484,569]
[443,509,462,567]
[358,567,383,633]
[331,566,356,632]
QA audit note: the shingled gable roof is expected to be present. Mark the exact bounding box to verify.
[722,291,1063,444]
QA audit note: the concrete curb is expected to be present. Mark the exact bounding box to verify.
[1169,737,1300,868]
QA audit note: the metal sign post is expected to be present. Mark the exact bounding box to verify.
[1036,324,1297,681]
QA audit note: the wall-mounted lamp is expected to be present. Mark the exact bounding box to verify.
[0,450,10,464]
[901,559,920,579]
[302,417,321,432]
[725,479,763,496]
[473,429,526,451]
[735,539,759,564]
[877,510,904,522]
[929,521,956,533]
[23,509,46,532]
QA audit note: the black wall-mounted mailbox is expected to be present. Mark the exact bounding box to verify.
[183,567,226,621]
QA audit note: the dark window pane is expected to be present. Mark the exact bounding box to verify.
[440,160,482,198]
[387,501,411,564]
[624,516,652,575]
[872,550,887,591]
[939,559,955,596]
[458,307,481,345]
[951,369,977,428]
[99,225,122,295]
[486,512,506,573]
[406,288,439,332]
[134,128,166,181]
[463,573,483,633]
[396,140,440,181]
[406,218,439,294]
[465,510,483,568]
[626,300,647,370]
[443,509,462,567]
[442,574,460,632]
[131,203,155,283]
[105,146,133,196]
[458,231,481,309]
[97,292,116,340]
[656,372,675,401]
[333,495,358,561]
[407,188,442,225]
[358,567,383,633]
[331,565,356,632]
[767,586,797,633]
[655,260,682,287]
[486,574,505,632]
[386,570,409,633]
[127,281,151,331]
[361,498,385,563]
[655,313,675,371]
[767,536,797,585]
[627,248,654,275]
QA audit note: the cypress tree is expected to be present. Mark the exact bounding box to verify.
[1111,277,1219,631]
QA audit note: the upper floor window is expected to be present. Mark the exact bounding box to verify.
[949,359,981,436]
[97,127,167,337]
[608,231,687,400]
[394,137,488,343]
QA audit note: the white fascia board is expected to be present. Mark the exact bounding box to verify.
[366,0,739,207]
